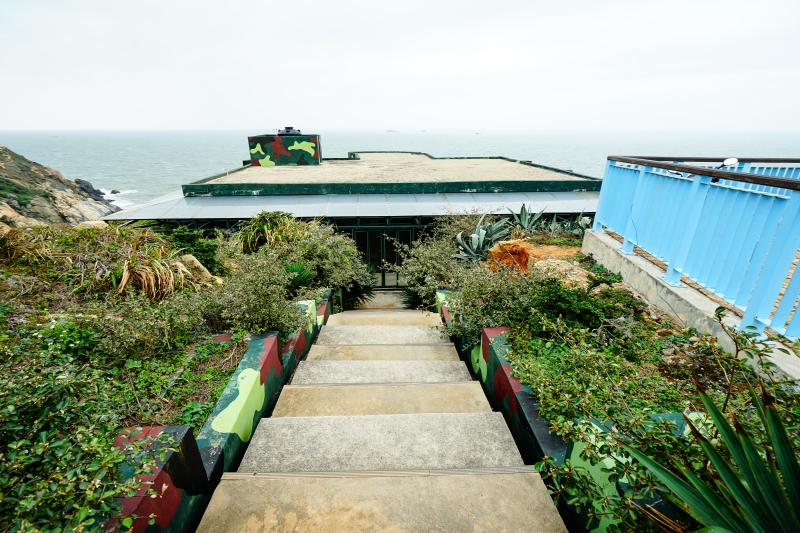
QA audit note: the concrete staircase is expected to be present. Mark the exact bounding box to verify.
[197,309,567,532]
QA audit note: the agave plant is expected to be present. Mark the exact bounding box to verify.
[509,204,546,232]
[624,382,800,533]
[566,213,593,237]
[453,214,510,261]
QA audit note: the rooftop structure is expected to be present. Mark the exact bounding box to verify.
[188,152,597,196]
[107,135,603,286]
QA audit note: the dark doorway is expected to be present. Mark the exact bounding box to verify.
[352,229,412,287]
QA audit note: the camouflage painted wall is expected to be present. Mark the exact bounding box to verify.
[248,134,321,166]
[111,293,330,533]
[437,290,686,533]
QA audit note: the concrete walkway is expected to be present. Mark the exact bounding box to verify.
[197,309,567,532]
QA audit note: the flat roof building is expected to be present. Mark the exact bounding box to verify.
[107,134,602,286]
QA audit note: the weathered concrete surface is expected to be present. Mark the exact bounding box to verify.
[239,412,524,473]
[198,471,567,533]
[208,151,591,185]
[316,325,448,345]
[583,230,800,380]
[326,310,441,326]
[306,344,460,361]
[359,290,405,309]
[273,383,491,417]
[291,360,471,384]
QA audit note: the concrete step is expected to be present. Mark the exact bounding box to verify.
[273,382,491,417]
[316,325,448,345]
[198,469,567,532]
[239,412,524,473]
[291,360,471,385]
[326,310,442,326]
[306,344,459,361]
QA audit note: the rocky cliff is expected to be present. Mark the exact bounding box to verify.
[0,146,119,226]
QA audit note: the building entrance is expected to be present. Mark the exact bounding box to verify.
[351,229,412,287]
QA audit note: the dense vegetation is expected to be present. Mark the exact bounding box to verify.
[395,213,800,533]
[0,212,374,532]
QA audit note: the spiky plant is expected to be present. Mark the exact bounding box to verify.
[509,204,546,232]
[624,382,800,533]
[453,215,510,261]
[237,211,308,253]
[284,262,314,292]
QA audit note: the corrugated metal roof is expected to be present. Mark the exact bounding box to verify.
[104,191,599,221]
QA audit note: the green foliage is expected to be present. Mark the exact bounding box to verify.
[193,250,301,337]
[624,383,800,533]
[0,212,374,527]
[531,309,799,533]
[0,224,195,299]
[511,313,688,421]
[392,229,474,309]
[445,264,642,346]
[453,214,510,261]
[0,354,168,531]
[0,177,50,207]
[509,204,546,232]
[284,262,314,293]
[177,401,213,427]
[587,262,624,289]
[236,211,305,254]
[168,226,222,275]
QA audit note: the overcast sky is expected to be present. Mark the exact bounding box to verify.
[1,0,798,131]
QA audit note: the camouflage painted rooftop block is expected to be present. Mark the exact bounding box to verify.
[248,134,321,166]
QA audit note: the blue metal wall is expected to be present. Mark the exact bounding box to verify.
[594,159,800,339]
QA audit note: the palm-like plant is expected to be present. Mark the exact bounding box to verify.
[284,261,314,293]
[509,204,546,232]
[624,382,800,533]
[453,215,510,261]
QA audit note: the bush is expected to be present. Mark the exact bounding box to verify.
[195,250,302,337]
[0,214,377,527]
[445,264,640,346]
[168,226,222,275]
[0,355,165,531]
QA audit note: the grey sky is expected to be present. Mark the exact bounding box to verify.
[1,0,798,131]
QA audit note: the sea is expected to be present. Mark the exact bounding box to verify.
[0,130,797,210]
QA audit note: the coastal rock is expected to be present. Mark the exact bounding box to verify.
[0,146,120,226]
[76,220,108,229]
[0,201,45,227]
[110,189,120,194]
[173,254,223,285]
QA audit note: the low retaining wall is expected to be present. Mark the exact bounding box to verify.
[111,292,330,533]
[438,291,688,532]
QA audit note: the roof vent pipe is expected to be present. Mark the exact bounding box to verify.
[277,126,302,136]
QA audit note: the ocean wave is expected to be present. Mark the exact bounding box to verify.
[99,189,138,195]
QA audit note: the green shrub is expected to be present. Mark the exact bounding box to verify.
[168,226,222,275]
[195,250,302,337]
[0,354,166,531]
[445,265,640,346]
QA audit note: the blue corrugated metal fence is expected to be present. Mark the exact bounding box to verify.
[593,157,800,339]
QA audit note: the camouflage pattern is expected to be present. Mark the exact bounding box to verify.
[111,293,331,533]
[437,289,688,533]
[248,134,321,166]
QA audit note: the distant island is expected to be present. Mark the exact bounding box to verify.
[386,129,397,132]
